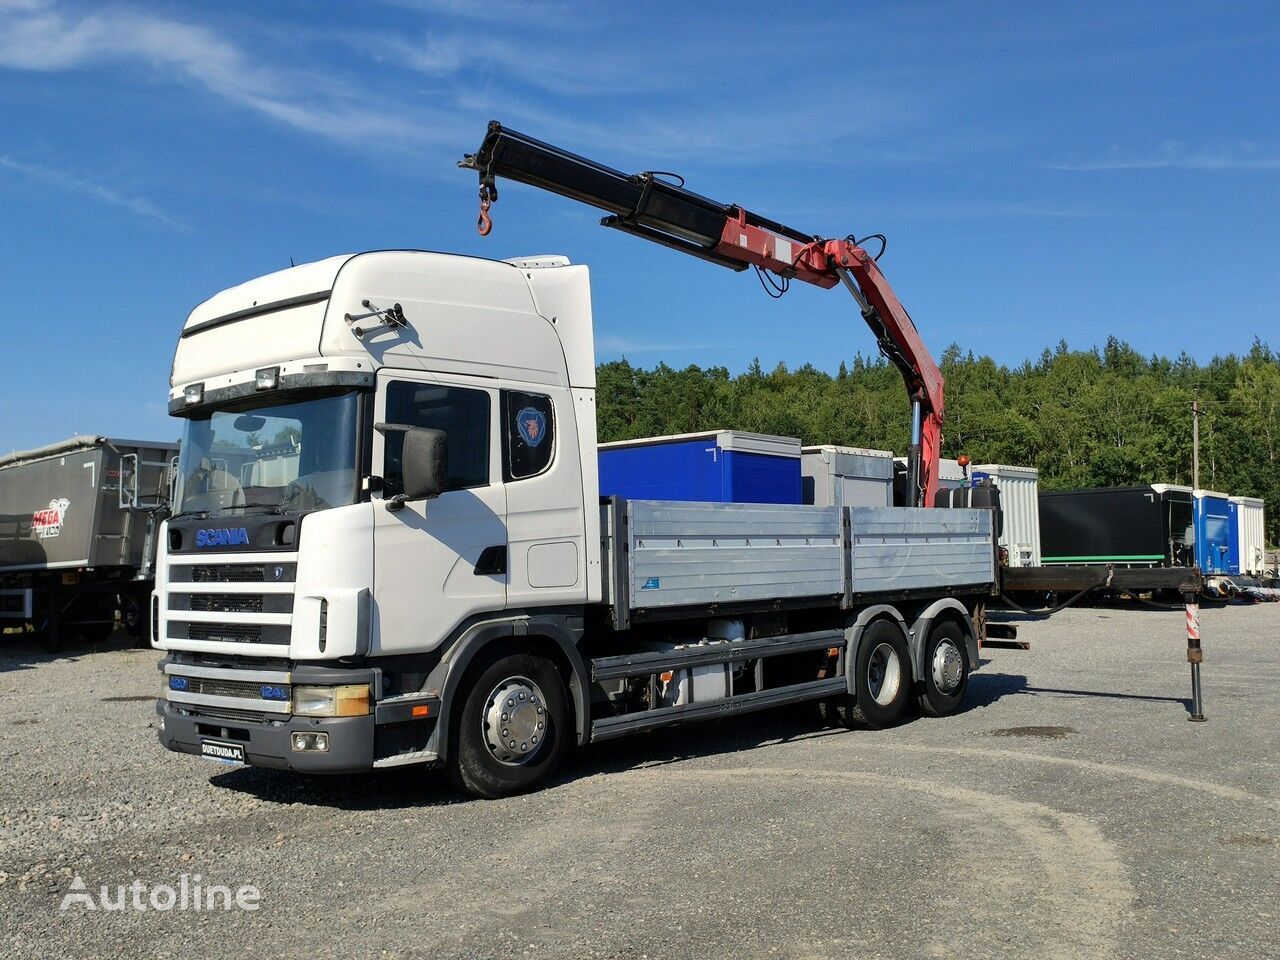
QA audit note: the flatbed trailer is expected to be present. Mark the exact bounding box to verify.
[1000,562,1202,597]
[996,562,1207,719]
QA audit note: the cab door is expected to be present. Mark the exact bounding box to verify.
[371,371,506,655]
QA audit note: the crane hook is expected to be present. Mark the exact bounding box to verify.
[477,175,497,237]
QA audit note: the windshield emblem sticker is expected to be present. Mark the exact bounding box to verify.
[516,407,547,447]
[32,498,71,539]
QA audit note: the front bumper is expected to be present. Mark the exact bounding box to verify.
[157,699,376,773]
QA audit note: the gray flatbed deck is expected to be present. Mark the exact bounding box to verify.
[601,499,995,625]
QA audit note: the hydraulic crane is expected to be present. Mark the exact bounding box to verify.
[460,121,945,507]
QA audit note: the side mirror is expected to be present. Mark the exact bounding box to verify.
[389,427,448,511]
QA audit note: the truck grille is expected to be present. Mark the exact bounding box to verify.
[192,564,266,583]
[174,561,296,584]
[183,705,272,724]
[187,623,263,643]
[188,593,265,614]
[182,676,289,700]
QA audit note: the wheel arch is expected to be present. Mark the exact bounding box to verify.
[909,599,978,679]
[425,615,590,763]
[843,604,912,696]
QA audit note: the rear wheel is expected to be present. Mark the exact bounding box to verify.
[916,619,970,717]
[821,619,912,729]
[75,594,117,644]
[450,652,570,799]
[122,593,152,647]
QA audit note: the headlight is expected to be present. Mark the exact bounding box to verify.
[293,683,371,717]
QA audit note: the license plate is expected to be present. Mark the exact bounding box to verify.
[200,740,245,764]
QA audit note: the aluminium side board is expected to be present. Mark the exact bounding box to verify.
[601,499,995,627]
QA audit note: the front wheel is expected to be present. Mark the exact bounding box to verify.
[450,652,570,799]
[916,619,970,717]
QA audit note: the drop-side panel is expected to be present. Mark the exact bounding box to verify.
[849,507,994,594]
[626,501,843,610]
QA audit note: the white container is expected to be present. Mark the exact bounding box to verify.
[1231,495,1266,577]
[802,445,894,508]
[895,456,967,492]
[972,464,1041,568]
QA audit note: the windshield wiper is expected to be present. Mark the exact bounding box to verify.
[223,502,286,515]
[170,510,209,521]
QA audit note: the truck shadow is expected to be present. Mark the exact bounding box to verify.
[967,669,1194,714]
[207,669,1192,810]
[207,708,855,811]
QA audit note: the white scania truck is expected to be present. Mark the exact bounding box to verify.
[153,249,995,797]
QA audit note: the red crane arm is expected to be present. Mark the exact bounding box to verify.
[460,121,945,507]
[714,214,944,507]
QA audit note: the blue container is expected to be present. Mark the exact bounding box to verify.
[1193,490,1239,575]
[598,431,802,504]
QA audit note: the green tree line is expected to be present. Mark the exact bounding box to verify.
[597,338,1280,546]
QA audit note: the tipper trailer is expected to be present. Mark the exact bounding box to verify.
[154,249,996,796]
[0,435,175,643]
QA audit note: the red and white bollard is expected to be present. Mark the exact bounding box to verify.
[1185,593,1206,722]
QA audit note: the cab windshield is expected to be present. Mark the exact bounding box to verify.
[174,389,361,518]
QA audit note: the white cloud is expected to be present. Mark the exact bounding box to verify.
[372,0,576,24]
[0,4,430,145]
[367,32,673,97]
[1051,141,1280,171]
[0,155,181,226]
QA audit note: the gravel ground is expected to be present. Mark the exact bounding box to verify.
[1,603,1277,960]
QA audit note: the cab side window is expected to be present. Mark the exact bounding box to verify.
[503,390,554,481]
[383,382,490,497]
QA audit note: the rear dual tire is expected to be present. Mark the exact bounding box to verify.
[821,619,913,729]
[822,617,972,727]
[916,619,970,717]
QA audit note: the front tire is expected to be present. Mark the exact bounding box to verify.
[916,619,970,717]
[821,619,913,729]
[450,652,569,799]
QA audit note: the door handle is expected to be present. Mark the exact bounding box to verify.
[474,545,507,576]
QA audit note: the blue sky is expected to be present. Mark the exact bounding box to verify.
[1,0,1278,452]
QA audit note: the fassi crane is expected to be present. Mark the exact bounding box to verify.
[460,121,945,508]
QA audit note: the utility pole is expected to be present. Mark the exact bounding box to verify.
[1192,395,1200,489]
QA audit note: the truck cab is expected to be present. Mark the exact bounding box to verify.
[157,251,601,777]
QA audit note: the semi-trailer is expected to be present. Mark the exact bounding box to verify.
[1232,496,1267,578]
[1193,489,1238,576]
[1039,484,1195,568]
[0,435,176,643]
